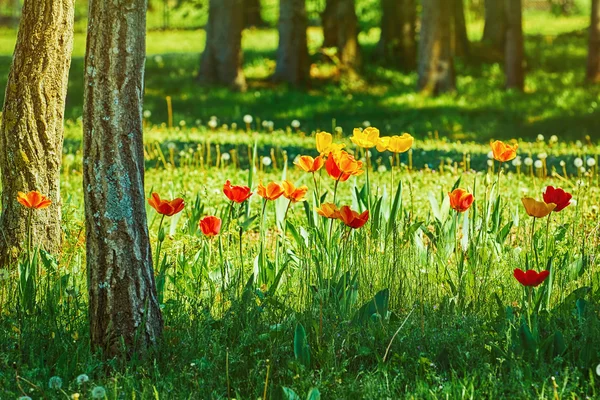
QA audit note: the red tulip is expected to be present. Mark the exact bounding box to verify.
[17,191,52,210]
[148,193,185,216]
[513,268,550,287]
[338,205,369,229]
[325,153,351,182]
[543,186,572,212]
[223,180,252,203]
[199,216,222,237]
[448,188,474,213]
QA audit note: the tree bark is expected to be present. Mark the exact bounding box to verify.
[198,0,247,91]
[84,0,163,357]
[586,0,600,83]
[376,0,417,70]
[0,0,74,267]
[418,0,455,95]
[321,0,339,48]
[321,0,361,73]
[482,0,506,54]
[504,0,524,90]
[452,0,470,57]
[244,0,265,27]
[273,0,310,86]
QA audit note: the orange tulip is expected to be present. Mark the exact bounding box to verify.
[223,180,252,203]
[199,216,222,237]
[257,182,284,201]
[521,197,556,218]
[325,153,350,182]
[316,203,340,219]
[448,189,474,213]
[295,155,325,173]
[490,140,518,162]
[282,180,308,203]
[148,193,185,216]
[17,191,52,210]
[338,206,369,229]
[325,151,363,181]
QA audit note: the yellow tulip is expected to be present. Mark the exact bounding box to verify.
[351,127,380,149]
[521,197,556,218]
[316,132,345,155]
[376,133,414,153]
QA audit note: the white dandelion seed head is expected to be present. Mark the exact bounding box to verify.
[587,158,596,167]
[291,119,300,128]
[76,374,89,385]
[243,114,253,124]
[524,157,533,166]
[538,152,547,160]
[487,151,494,159]
[208,119,218,128]
[580,166,587,174]
[221,152,231,161]
[596,363,600,377]
[570,199,577,206]
[179,120,186,127]
[267,121,274,130]
[534,160,543,169]
[154,55,163,64]
[143,110,152,119]
[512,157,522,167]
[487,160,494,167]
[262,157,272,166]
[560,160,566,167]
[49,376,63,389]
[377,165,387,173]
[92,386,107,399]
[550,135,558,143]
[363,121,371,127]
[574,158,583,168]
[537,134,545,142]
[167,142,176,150]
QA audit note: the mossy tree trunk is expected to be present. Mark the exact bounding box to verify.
[482,0,506,56]
[273,0,310,86]
[198,0,247,91]
[244,0,265,27]
[376,0,416,70]
[504,0,524,90]
[83,0,163,357]
[0,0,74,267]
[587,0,600,82]
[418,0,455,95]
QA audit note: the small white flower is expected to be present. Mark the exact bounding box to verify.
[596,363,600,377]
[267,121,274,130]
[262,120,268,127]
[92,386,107,399]
[243,114,253,124]
[221,153,231,161]
[550,135,558,143]
[574,158,583,168]
[49,376,63,389]
[536,134,544,142]
[580,166,587,174]
[570,199,577,206]
[154,55,163,64]
[487,160,494,167]
[262,157,272,166]
[538,152,547,160]
[377,165,387,173]
[587,158,596,167]
[167,142,176,150]
[534,160,543,169]
[291,119,300,128]
[512,157,522,167]
[335,126,343,134]
[179,120,186,127]
[231,122,237,130]
[487,151,494,159]
[208,119,218,128]
[363,121,371,127]
[76,374,90,385]
[524,157,533,166]
[559,160,566,167]
[143,110,152,118]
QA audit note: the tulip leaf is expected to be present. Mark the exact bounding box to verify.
[294,323,311,368]
[306,387,321,400]
[282,387,302,400]
[387,180,403,238]
[352,288,389,325]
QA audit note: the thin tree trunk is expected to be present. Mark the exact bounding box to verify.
[505,0,524,90]
[482,0,506,54]
[0,0,74,267]
[587,0,600,82]
[321,0,339,48]
[198,0,247,91]
[273,0,310,86]
[84,0,163,357]
[376,0,416,70]
[452,0,470,57]
[244,0,265,27]
[418,0,455,95]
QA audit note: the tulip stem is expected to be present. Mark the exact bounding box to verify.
[155,214,165,272]
[527,286,533,329]
[312,172,320,201]
[531,217,539,269]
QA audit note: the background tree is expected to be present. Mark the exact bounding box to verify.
[273,0,310,85]
[587,0,600,82]
[418,0,455,95]
[321,0,361,74]
[376,0,416,69]
[83,0,163,356]
[452,0,470,57]
[244,0,265,27]
[0,0,74,267]
[321,0,339,48]
[482,0,506,56]
[198,0,247,91]
[505,0,524,90]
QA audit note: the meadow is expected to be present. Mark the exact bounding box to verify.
[0,11,600,400]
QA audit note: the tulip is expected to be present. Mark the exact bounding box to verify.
[513,268,550,287]
[325,151,364,181]
[543,186,572,212]
[257,182,284,201]
[490,140,518,162]
[325,153,351,182]
[316,131,345,155]
[521,197,556,218]
[17,191,52,210]
[338,205,369,229]
[199,216,222,237]
[282,180,308,203]
[376,133,414,153]
[351,127,380,149]
[316,203,340,219]
[295,155,325,173]
[148,193,185,216]
[448,189,474,213]
[223,180,252,203]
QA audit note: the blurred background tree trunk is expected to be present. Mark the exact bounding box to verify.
[0,0,74,267]
[376,0,416,70]
[452,0,470,57]
[244,0,265,27]
[198,0,247,91]
[418,0,455,95]
[505,0,525,89]
[482,0,506,56]
[274,0,310,86]
[587,0,600,82]
[321,0,339,48]
[83,0,163,357]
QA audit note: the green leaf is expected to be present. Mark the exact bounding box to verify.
[352,288,389,325]
[282,387,301,400]
[306,388,321,400]
[294,323,310,368]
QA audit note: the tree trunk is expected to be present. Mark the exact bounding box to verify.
[244,0,265,27]
[452,0,470,57]
[482,0,506,54]
[83,0,163,357]
[0,0,74,267]
[273,0,310,86]
[418,0,455,95]
[504,0,524,90]
[198,0,247,91]
[376,0,417,70]
[321,0,339,48]
[321,0,361,73]
[587,0,600,83]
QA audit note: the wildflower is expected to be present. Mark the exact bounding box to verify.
[513,268,550,287]
[49,376,63,389]
[17,191,52,209]
[223,180,252,203]
[316,131,345,155]
[524,157,533,166]
[76,374,90,385]
[549,135,558,143]
[512,157,522,167]
[262,157,272,167]
[448,189,474,213]
[291,120,300,128]
[143,110,152,118]
[543,186,572,212]
[351,127,380,149]
[587,158,596,167]
[243,114,253,124]
[521,197,556,218]
[91,386,107,399]
[316,203,340,219]
[490,140,518,162]
[148,193,185,216]
[282,181,308,203]
[536,134,545,142]
[257,182,284,201]
[534,160,543,169]
[537,152,547,160]
[208,119,218,129]
[295,155,325,172]
[337,206,369,229]
[199,216,222,237]
[377,165,387,173]
[574,158,583,168]
[72,394,80,400]
[221,152,231,161]
[376,133,414,153]
[363,121,371,127]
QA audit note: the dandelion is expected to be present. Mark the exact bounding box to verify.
[534,160,543,169]
[262,157,272,167]
[596,364,600,377]
[291,119,300,129]
[362,121,371,127]
[512,157,522,167]
[587,158,596,167]
[92,386,107,399]
[537,152,547,160]
[143,110,152,119]
[76,374,90,385]
[574,158,583,168]
[487,151,494,159]
[377,165,387,173]
[559,160,566,167]
[243,114,253,124]
[487,160,493,167]
[221,153,231,161]
[580,167,586,174]
[208,119,218,129]
[48,376,63,389]
[536,134,544,142]
[179,120,186,127]
[524,157,533,166]
[549,135,558,143]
